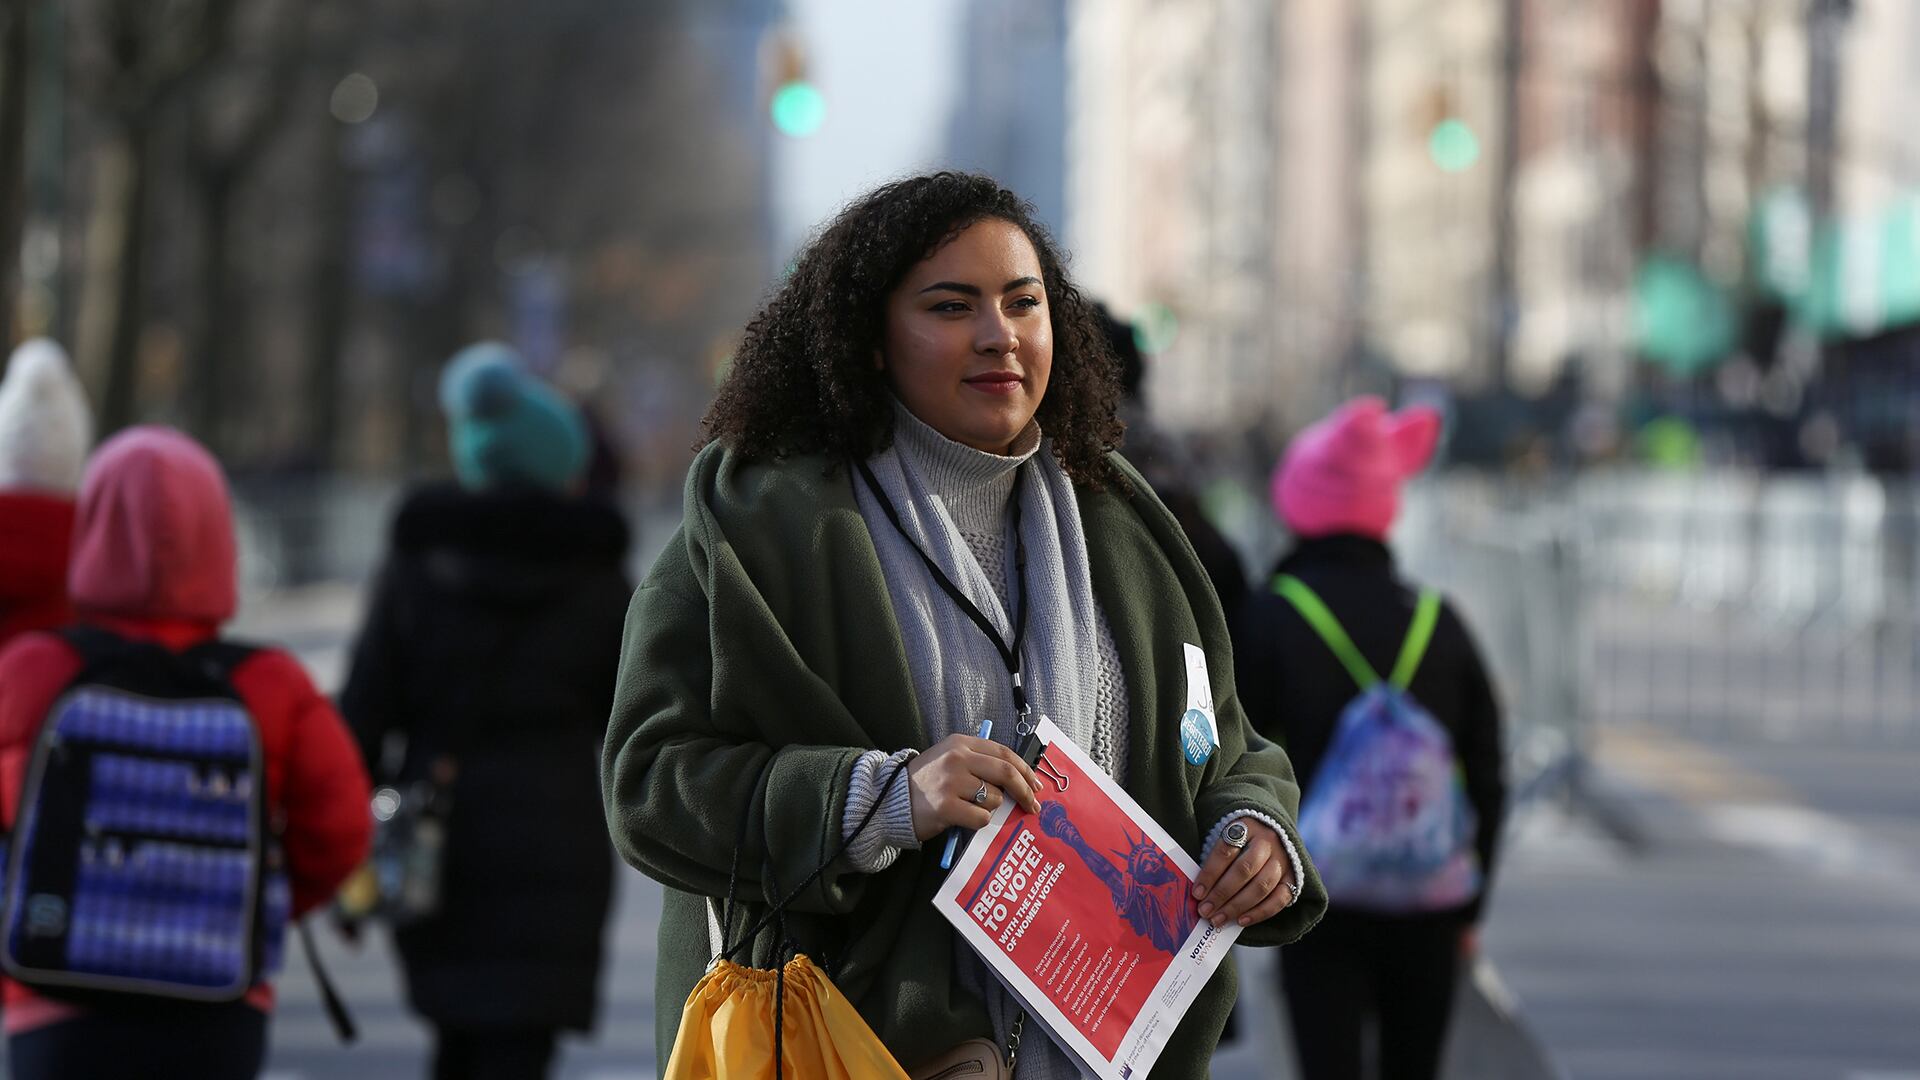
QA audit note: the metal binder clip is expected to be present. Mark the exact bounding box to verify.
[1034,752,1069,793]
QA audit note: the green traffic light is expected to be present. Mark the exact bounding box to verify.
[1428,118,1480,173]
[770,81,825,138]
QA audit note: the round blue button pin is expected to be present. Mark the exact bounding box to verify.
[1180,708,1216,765]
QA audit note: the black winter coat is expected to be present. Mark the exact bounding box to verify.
[341,485,631,1031]
[1232,535,1505,923]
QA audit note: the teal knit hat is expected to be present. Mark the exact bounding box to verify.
[438,342,589,494]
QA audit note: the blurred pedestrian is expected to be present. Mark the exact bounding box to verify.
[603,171,1325,1079]
[341,343,628,1080]
[1233,396,1506,1080]
[0,427,372,1080]
[0,339,92,646]
[1095,303,1248,627]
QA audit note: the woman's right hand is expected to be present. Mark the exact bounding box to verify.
[905,734,1044,842]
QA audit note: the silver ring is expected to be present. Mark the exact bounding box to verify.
[972,781,991,805]
[1222,821,1250,849]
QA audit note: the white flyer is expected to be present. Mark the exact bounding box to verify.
[932,717,1240,1079]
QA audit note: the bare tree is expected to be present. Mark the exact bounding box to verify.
[69,0,231,434]
[61,0,774,474]
[181,0,304,454]
[301,0,360,471]
[0,0,32,341]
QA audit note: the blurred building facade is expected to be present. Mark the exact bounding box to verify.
[1066,0,1920,469]
[1066,0,1291,432]
[946,0,1070,240]
[1363,0,1511,395]
[1503,0,1654,401]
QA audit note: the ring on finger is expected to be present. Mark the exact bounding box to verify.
[1222,820,1250,849]
[971,780,991,805]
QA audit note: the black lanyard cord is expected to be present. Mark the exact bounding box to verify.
[855,458,1030,719]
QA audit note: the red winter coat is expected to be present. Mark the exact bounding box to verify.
[0,491,75,647]
[0,428,372,1032]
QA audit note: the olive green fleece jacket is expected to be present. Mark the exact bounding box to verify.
[602,442,1326,1077]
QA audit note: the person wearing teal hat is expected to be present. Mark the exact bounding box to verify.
[438,341,590,495]
[343,342,627,1079]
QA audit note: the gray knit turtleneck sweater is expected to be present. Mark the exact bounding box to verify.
[842,410,1126,1079]
[840,410,1129,871]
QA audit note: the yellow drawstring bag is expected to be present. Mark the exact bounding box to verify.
[661,756,914,1080]
[663,954,909,1080]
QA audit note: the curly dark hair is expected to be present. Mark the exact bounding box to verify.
[700,171,1124,487]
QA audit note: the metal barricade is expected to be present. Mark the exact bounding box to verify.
[1398,479,1587,806]
[1573,470,1919,747]
[1399,469,1920,783]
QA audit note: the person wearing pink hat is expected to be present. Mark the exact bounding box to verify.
[1234,396,1507,1080]
[0,427,371,1080]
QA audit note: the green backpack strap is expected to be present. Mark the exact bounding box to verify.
[1273,575,1443,693]
[1390,589,1443,690]
[1272,575,1381,691]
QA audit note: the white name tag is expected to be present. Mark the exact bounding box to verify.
[1180,643,1219,765]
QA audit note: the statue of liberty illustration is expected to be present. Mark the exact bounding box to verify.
[1038,802,1196,953]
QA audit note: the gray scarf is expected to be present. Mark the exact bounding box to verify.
[854,402,1103,757]
[854,402,1105,1078]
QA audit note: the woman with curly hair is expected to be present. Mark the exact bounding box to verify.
[602,172,1325,1077]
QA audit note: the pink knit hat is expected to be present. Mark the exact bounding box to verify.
[1272,396,1442,540]
[68,426,237,624]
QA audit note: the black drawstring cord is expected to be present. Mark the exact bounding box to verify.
[718,755,912,965]
[715,753,914,1079]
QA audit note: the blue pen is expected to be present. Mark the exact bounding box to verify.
[940,717,994,870]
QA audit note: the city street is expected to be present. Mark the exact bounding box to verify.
[10,3,1920,1077]
[1483,723,1920,1080]
[239,587,1556,1080]
[230,585,1920,1080]
[263,868,662,1079]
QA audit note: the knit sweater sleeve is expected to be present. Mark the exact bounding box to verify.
[1202,809,1307,897]
[841,749,922,871]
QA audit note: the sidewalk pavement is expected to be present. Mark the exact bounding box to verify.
[1481,726,1920,1080]
[1213,943,1563,1080]
[241,585,1920,1080]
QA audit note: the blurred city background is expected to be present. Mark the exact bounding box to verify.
[4,0,1918,1078]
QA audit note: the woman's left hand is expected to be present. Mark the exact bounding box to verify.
[1191,818,1296,929]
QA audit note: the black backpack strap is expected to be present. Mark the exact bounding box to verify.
[55,626,261,695]
[181,638,262,685]
[56,624,140,673]
[718,753,912,966]
[299,920,358,1043]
